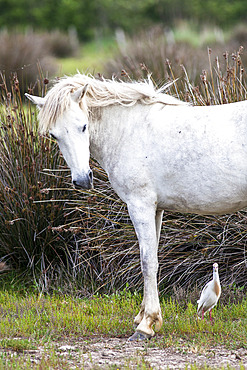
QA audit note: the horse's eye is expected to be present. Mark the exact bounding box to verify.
[50,133,56,140]
[82,124,87,133]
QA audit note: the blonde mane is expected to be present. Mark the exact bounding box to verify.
[38,73,185,133]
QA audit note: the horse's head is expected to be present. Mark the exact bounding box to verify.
[25,86,93,190]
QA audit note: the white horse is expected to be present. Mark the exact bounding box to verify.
[26,74,247,340]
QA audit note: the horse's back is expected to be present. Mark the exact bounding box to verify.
[108,101,247,215]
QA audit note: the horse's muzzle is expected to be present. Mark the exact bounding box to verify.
[73,170,93,190]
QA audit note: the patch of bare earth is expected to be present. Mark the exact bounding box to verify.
[65,338,247,369]
[5,337,246,369]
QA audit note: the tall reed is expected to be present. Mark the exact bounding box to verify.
[0,74,75,289]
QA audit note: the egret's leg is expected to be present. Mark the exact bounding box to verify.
[209,309,212,323]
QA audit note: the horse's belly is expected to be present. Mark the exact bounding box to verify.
[157,196,247,215]
[156,176,247,215]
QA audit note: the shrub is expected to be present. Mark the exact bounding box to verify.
[42,29,80,58]
[0,30,57,95]
[231,24,247,48]
[104,27,247,104]
[52,185,247,295]
[0,74,137,293]
[0,75,74,286]
[104,27,205,85]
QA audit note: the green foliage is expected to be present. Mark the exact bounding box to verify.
[0,290,137,339]
[1,0,247,40]
[0,338,36,351]
[58,36,118,75]
[145,0,247,27]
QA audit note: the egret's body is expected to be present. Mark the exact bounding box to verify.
[197,263,221,322]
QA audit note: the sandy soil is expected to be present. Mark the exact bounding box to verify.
[8,337,246,369]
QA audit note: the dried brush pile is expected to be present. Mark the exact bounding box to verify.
[1,41,247,295]
[58,179,247,295]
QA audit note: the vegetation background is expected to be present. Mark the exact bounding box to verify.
[1,0,247,295]
[1,0,247,39]
[1,1,247,368]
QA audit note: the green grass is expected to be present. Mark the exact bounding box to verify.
[0,289,138,340]
[171,22,229,47]
[57,36,118,75]
[0,289,246,368]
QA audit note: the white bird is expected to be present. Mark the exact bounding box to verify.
[197,263,221,322]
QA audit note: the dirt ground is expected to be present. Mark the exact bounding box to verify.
[14,337,247,369]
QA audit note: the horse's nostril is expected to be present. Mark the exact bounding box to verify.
[73,172,93,190]
[73,180,81,189]
[88,170,93,182]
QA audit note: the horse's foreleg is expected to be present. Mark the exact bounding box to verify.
[134,209,164,328]
[128,205,163,339]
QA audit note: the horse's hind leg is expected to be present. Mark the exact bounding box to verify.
[128,205,163,339]
[134,209,164,328]
[155,210,164,244]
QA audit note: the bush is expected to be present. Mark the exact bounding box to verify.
[230,24,247,47]
[104,27,247,104]
[0,75,74,286]
[42,29,80,58]
[0,74,137,293]
[0,30,57,95]
[104,27,205,85]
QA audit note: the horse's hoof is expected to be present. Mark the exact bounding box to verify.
[128,331,151,341]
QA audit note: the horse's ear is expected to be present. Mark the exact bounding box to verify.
[25,93,45,109]
[71,84,88,103]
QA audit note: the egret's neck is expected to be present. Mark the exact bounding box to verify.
[213,270,220,282]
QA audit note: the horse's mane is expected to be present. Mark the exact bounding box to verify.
[38,73,185,133]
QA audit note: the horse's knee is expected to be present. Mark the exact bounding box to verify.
[141,259,158,277]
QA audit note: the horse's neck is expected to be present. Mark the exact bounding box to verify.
[89,105,141,171]
[89,105,126,170]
